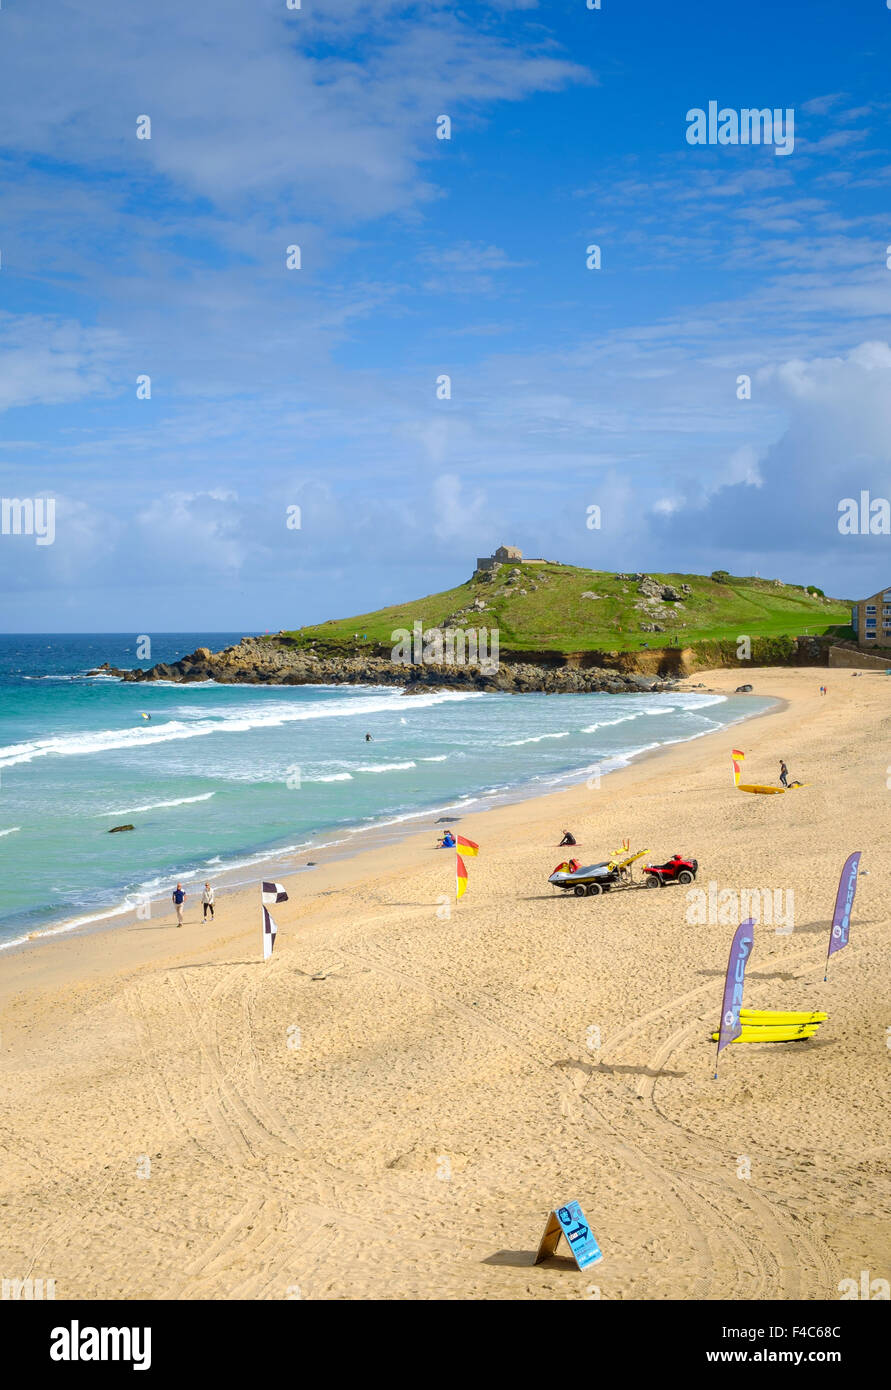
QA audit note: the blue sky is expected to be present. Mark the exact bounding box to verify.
[1,0,890,631]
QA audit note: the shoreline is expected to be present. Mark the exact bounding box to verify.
[1,665,888,1300]
[2,682,781,958]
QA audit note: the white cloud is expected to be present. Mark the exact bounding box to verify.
[0,2,589,220]
[0,315,120,412]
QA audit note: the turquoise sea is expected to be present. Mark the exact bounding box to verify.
[0,634,773,949]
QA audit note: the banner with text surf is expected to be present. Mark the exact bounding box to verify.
[825,851,861,977]
[715,919,754,1076]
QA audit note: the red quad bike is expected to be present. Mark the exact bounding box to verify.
[643,854,698,888]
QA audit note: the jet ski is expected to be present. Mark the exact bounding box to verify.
[548,859,622,896]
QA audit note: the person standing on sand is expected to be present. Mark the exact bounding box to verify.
[779,760,789,788]
[172,883,186,926]
[202,882,215,921]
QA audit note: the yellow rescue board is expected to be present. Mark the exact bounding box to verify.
[740,1010,827,1024]
[710,1025,820,1043]
[731,750,807,794]
[608,847,648,870]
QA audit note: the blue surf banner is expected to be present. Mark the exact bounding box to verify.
[825,851,861,977]
[715,919,755,1077]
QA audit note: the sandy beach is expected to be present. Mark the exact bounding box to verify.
[1,667,888,1301]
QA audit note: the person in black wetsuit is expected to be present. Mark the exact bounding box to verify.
[559,830,577,846]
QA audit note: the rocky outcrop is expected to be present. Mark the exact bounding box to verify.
[90,626,838,693]
[91,636,678,695]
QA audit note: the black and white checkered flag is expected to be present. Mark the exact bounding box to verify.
[260,882,288,960]
[262,905,278,961]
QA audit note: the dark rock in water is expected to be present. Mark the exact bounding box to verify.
[108,824,134,833]
[305,861,316,866]
[436,816,461,823]
[735,684,753,692]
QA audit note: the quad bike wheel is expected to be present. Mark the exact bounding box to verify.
[677,869,695,884]
[644,873,663,888]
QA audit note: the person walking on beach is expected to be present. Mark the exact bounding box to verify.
[172,882,186,926]
[202,882,215,921]
[779,760,789,788]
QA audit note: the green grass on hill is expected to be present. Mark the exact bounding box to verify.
[280,564,852,654]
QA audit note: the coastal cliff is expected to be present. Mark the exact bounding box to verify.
[92,636,679,694]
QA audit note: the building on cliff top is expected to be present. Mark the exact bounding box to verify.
[476,545,549,572]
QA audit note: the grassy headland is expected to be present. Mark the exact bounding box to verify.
[281,564,851,657]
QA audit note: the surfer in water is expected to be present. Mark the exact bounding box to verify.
[365,732,373,742]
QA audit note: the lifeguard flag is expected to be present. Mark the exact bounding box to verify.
[731,749,745,786]
[456,836,479,856]
[715,919,755,1073]
[456,853,468,900]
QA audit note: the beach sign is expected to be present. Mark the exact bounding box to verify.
[714,918,754,1079]
[534,1200,603,1270]
[824,851,861,980]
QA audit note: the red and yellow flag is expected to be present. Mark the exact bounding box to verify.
[456,835,479,856]
[456,853,468,900]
